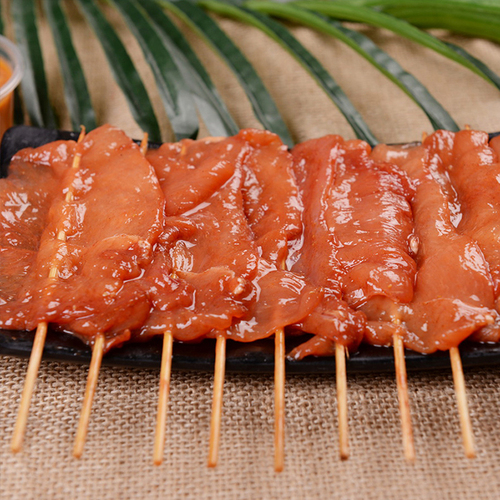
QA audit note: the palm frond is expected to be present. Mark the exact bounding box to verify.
[11,1,57,128]
[141,0,239,137]
[201,0,379,144]
[160,0,294,146]
[289,0,500,87]
[43,0,97,131]
[242,1,459,131]
[75,0,162,141]
[112,0,199,140]
[3,0,500,140]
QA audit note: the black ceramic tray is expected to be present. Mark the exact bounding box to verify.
[2,125,500,374]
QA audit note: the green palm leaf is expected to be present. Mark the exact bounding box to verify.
[242,1,458,131]
[201,1,379,144]
[350,0,500,17]
[161,0,294,146]
[111,0,199,140]
[43,0,97,131]
[288,0,500,88]
[141,0,238,137]
[11,1,57,128]
[75,0,161,142]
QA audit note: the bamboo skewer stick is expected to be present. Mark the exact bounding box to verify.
[11,127,86,453]
[73,334,105,458]
[335,343,349,460]
[139,133,176,466]
[274,327,286,472]
[450,346,476,458]
[11,322,48,452]
[274,256,289,472]
[154,331,174,465]
[208,335,226,467]
[393,333,415,462]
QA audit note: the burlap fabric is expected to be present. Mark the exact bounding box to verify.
[2,3,500,499]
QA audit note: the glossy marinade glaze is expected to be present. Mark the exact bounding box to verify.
[0,125,499,357]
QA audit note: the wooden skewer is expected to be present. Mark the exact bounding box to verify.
[153,330,174,465]
[208,335,226,467]
[139,134,176,466]
[274,256,289,472]
[450,346,476,458]
[73,334,105,458]
[11,322,48,452]
[274,327,286,472]
[335,343,349,460]
[393,333,415,462]
[11,127,86,453]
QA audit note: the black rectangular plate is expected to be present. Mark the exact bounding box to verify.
[2,125,500,374]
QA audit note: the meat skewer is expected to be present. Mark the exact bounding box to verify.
[370,137,497,458]
[138,130,176,467]
[290,135,416,459]
[11,127,86,452]
[76,132,153,459]
[418,127,490,458]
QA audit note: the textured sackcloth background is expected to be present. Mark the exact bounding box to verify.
[2,2,500,500]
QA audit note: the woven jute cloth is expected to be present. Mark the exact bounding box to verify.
[2,3,500,499]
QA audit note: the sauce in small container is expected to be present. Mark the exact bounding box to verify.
[0,36,23,140]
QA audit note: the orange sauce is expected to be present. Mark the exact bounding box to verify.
[0,58,13,140]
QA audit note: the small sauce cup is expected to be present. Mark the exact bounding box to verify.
[0,36,23,140]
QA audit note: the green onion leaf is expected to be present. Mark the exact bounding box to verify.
[111,0,199,140]
[141,0,238,137]
[11,1,57,128]
[43,0,97,131]
[161,0,294,146]
[75,0,161,142]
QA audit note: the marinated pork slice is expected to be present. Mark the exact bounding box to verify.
[319,138,417,348]
[227,129,323,342]
[19,125,165,350]
[142,136,256,342]
[0,140,75,328]
[371,142,497,353]
[288,136,368,359]
[422,130,500,342]
[144,131,322,343]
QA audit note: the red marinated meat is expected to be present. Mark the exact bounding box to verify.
[142,135,256,341]
[288,136,369,359]
[0,140,75,328]
[371,142,497,352]
[422,130,500,342]
[144,130,322,343]
[13,125,165,350]
[229,129,323,342]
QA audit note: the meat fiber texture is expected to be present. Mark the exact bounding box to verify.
[1,125,500,356]
[143,129,330,346]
